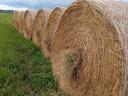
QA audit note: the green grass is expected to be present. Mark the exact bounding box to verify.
[0,13,68,96]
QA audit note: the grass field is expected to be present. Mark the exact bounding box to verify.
[0,13,68,96]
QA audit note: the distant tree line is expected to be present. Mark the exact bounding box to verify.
[0,10,15,13]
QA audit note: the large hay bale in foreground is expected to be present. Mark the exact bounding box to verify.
[32,9,48,46]
[51,0,128,96]
[43,7,65,58]
[23,10,37,40]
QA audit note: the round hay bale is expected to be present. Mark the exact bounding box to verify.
[34,9,51,48]
[14,11,19,30]
[51,0,128,96]
[18,11,25,34]
[23,10,37,40]
[43,7,65,58]
[14,11,21,30]
[13,12,17,29]
[32,9,47,46]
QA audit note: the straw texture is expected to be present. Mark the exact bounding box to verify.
[43,7,65,58]
[13,12,16,28]
[32,9,48,46]
[23,10,37,39]
[51,0,128,96]
[14,11,21,31]
[19,11,25,34]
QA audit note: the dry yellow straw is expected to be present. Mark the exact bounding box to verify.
[51,0,128,96]
[32,9,48,46]
[19,11,25,34]
[43,7,65,58]
[23,10,37,39]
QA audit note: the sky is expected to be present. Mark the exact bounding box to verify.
[0,0,75,10]
[0,0,127,10]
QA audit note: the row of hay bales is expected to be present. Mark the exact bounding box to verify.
[13,0,128,96]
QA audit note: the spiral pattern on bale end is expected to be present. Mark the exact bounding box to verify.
[43,7,65,58]
[51,0,128,96]
[23,10,37,40]
[32,9,48,46]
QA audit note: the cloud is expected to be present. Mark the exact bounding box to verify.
[0,0,127,10]
[0,0,75,9]
[0,4,28,10]
[115,0,128,1]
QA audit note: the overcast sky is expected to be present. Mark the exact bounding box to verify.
[0,0,74,10]
[0,0,127,10]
